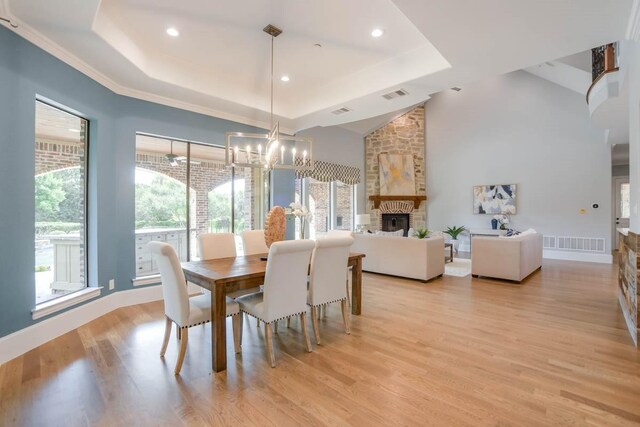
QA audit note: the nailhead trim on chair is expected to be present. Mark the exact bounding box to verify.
[173,312,239,330]
[309,297,347,308]
[240,309,306,324]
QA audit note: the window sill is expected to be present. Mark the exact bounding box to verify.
[32,287,102,320]
[132,274,161,287]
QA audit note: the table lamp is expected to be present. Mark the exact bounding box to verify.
[356,214,371,233]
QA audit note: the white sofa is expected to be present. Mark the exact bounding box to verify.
[471,232,543,282]
[351,233,445,282]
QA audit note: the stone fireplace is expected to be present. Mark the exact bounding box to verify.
[365,105,426,231]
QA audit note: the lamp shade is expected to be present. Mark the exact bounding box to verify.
[356,214,371,226]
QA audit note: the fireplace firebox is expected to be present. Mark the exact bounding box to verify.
[381,213,410,236]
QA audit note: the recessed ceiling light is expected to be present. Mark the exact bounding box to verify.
[280,75,290,82]
[371,28,384,38]
[166,27,180,37]
[68,128,81,133]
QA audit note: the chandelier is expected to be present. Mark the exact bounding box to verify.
[225,24,313,172]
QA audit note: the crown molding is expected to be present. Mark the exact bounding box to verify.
[0,2,293,133]
[627,0,640,41]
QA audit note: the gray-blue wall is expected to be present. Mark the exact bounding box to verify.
[0,26,275,337]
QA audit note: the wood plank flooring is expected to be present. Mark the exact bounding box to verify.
[1,260,639,426]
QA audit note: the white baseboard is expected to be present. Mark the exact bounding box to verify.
[543,250,613,264]
[0,283,201,365]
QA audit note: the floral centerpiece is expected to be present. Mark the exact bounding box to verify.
[289,202,313,239]
[493,214,510,230]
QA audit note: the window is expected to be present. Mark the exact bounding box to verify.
[620,182,630,219]
[35,101,89,304]
[134,134,267,278]
[297,178,355,239]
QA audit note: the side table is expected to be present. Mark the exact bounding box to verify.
[444,242,453,263]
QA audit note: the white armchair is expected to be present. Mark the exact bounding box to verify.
[236,239,315,367]
[148,241,241,375]
[308,236,354,344]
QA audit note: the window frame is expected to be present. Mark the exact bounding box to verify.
[133,133,268,281]
[33,98,91,307]
[300,177,356,236]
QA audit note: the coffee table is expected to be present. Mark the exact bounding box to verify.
[444,243,453,263]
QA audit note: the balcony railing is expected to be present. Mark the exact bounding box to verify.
[587,42,618,103]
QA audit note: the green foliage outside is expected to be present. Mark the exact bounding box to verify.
[35,168,84,236]
[136,174,188,229]
[208,184,245,232]
[36,167,248,235]
[35,222,82,235]
[35,168,82,223]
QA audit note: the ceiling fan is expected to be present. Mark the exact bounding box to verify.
[165,141,200,166]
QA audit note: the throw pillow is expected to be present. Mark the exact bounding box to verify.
[505,228,521,237]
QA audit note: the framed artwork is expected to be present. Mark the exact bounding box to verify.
[379,154,415,195]
[473,184,517,214]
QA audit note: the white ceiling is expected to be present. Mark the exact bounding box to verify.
[2,0,634,133]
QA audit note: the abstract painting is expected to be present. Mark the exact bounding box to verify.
[473,184,517,214]
[379,154,415,195]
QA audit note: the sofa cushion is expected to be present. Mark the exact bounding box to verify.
[375,229,404,237]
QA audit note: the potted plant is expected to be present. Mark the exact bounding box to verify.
[414,228,430,239]
[289,202,313,239]
[444,225,466,253]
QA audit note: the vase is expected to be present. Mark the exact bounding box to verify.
[452,238,460,253]
[491,219,498,230]
[299,218,306,240]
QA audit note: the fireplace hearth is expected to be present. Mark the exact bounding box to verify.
[381,213,410,236]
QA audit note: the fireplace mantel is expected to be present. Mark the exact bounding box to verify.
[369,195,427,209]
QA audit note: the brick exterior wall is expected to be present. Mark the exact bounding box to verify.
[365,105,426,230]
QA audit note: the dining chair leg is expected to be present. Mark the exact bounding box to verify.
[174,327,188,375]
[238,312,243,345]
[160,317,172,357]
[310,306,321,345]
[176,326,182,341]
[341,299,351,334]
[300,313,312,353]
[346,273,351,307]
[264,323,276,368]
[232,315,241,354]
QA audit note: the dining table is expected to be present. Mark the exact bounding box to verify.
[181,252,366,373]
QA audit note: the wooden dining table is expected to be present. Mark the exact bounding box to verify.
[181,252,365,373]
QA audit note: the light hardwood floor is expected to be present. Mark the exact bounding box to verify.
[1,260,639,426]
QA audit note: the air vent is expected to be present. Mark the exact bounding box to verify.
[543,235,605,253]
[331,107,352,115]
[543,235,556,249]
[382,89,409,100]
[451,87,462,92]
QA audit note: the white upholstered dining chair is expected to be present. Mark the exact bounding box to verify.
[198,232,237,260]
[236,239,315,367]
[241,229,269,255]
[198,232,260,300]
[308,236,353,344]
[148,241,242,375]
